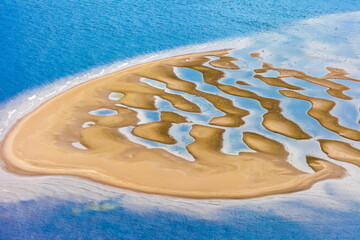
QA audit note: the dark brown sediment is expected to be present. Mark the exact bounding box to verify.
[236,80,251,86]
[160,111,188,123]
[250,52,262,59]
[132,122,177,145]
[253,74,303,90]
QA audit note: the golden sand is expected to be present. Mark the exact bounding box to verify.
[257,62,352,100]
[1,50,359,199]
[133,122,176,145]
[280,90,360,141]
[253,74,303,90]
[319,139,360,167]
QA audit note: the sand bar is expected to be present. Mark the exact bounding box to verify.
[2,49,358,199]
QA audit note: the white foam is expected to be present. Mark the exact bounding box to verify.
[82,121,95,128]
[108,92,124,101]
[71,141,88,150]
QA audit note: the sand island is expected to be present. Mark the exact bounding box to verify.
[1,49,359,199]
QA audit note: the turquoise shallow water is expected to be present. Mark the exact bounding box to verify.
[1,1,360,240]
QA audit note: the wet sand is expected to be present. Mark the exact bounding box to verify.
[1,49,359,199]
[280,90,360,141]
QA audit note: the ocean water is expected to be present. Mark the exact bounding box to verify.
[0,197,359,240]
[2,0,360,102]
[1,1,360,240]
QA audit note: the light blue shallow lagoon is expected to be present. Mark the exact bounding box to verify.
[1,1,360,240]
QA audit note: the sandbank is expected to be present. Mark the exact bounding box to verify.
[2,49,359,199]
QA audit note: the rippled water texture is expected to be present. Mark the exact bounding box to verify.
[2,0,360,102]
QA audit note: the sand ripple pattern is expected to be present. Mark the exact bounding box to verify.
[1,49,359,199]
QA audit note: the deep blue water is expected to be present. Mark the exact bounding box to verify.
[0,197,359,240]
[2,0,360,102]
